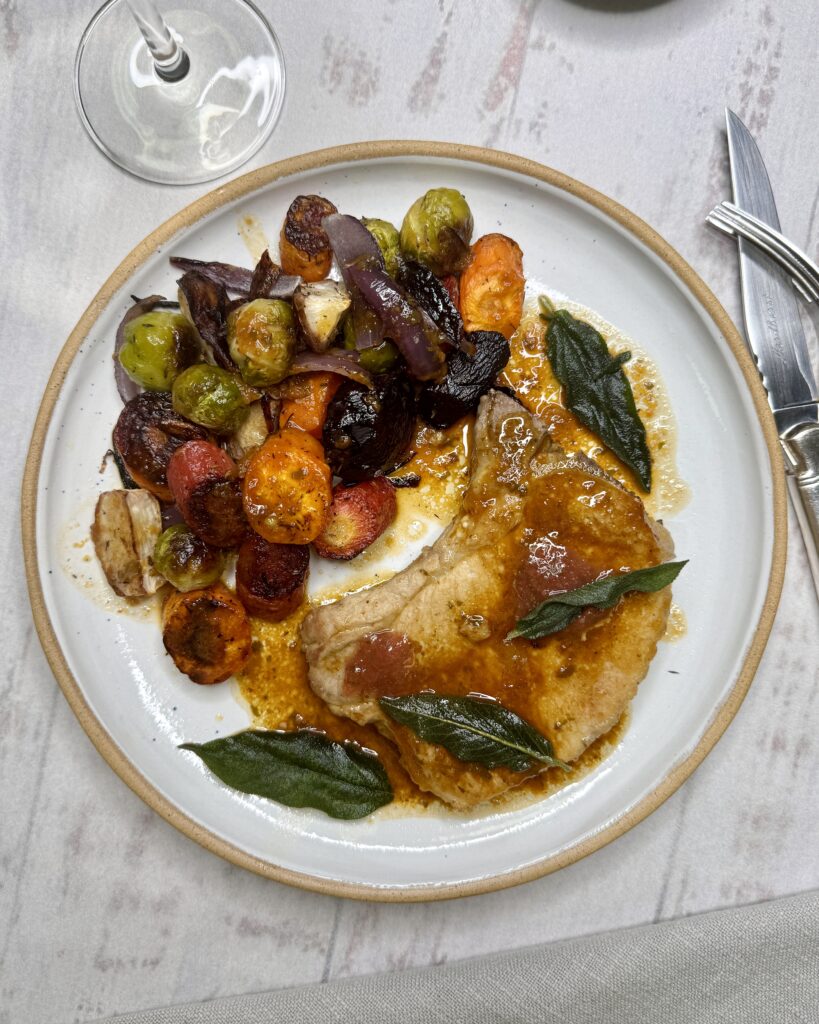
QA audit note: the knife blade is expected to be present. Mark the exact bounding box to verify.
[725,108,819,597]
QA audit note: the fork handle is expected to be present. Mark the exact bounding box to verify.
[783,422,819,599]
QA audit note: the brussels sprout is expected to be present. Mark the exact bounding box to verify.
[227,299,296,387]
[399,188,474,277]
[152,524,225,592]
[118,312,200,391]
[358,340,400,374]
[172,364,255,434]
[362,217,401,277]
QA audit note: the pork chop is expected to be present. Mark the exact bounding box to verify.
[302,391,674,809]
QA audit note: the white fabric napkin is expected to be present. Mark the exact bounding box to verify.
[94,889,818,1024]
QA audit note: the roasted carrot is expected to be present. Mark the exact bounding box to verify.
[242,430,332,544]
[162,582,251,684]
[279,372,343,438]
[279,195,337,281]
[458,233,525,340]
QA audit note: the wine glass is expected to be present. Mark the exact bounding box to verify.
[74,0,286,185]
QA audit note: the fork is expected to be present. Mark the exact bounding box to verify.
[707,201,819,303]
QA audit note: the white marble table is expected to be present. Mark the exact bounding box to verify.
[2,1,818,1021]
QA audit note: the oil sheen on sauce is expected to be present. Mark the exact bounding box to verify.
[236,294,689,815]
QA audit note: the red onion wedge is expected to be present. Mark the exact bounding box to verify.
[288,349,374,389]
[176,271,234,370]
[346,265,448,381]
[114,294,166,403]
[323,214,385,350]
[170,256,300,299]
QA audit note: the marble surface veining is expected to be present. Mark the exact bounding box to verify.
[1,1,818,1021]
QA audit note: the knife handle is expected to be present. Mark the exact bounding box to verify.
[782,422,819,595]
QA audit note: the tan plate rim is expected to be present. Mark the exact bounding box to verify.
[21,142,787,902]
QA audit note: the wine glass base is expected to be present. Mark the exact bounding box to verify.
[75,0,286,185]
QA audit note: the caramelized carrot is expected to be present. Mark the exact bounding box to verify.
[242,430,332,544]
[279,372,343,438]
[279,195,337,281]
[162,582,251,684]
[458,233,525,340]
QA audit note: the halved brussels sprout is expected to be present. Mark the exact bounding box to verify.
[172,364,255,434]
[362,217,401,277]
[118,311,200,391]
[152,524,225,592]
[227,299,297,387]
[358,340,400,374]
[399,188,474,277]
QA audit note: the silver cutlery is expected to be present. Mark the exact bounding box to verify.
[712,108,819,598]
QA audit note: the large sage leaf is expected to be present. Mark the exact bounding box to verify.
[508,560,687,641]
[544,304,652,491]
[379,694,568,773]
[180,730,393,820]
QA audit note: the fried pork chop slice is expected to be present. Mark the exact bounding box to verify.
[302,391,674,809]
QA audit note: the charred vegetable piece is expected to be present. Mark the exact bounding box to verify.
[225,401,270,462]
[243,431,333,545]
[400,188,474,276]
[279,372,343,438]
[113,391,210,501]
[313,478,397,560]
[91,489,164,598]
[323,373,416,482]
[118,311,200,391]
[362,217,401,277]
[441,275,460,309]
[280,195,338,281]
[292,279,351,352]
[248,249,281,301]
[152,524,225,592]
[418,330,511,428]
[345,264,447,381]
[226,299,296,387]
[162,583,251,684]
[171,258,254,294]
[399,260,464,347]
[235,533,310,620]
[167,439,247,548]
[176,271,233,369]
[459,233,525,340]
[172,364,256,434]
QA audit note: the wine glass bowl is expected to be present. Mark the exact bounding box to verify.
[75,0,286,185]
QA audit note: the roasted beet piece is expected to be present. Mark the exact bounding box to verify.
[323,374,416,482]
[167,439,247,548]
[418,330,511,428]
[236,534,310,620]
[113,391,209,501]
[313,478,397,560]
[398,260,464,347]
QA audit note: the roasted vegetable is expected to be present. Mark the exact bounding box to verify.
[279,372,342,438]
[226,299,296,386]
[399,260,464,347]
[172,364,256,434]
[236,533,310,620]
[91,489,164,598]
[323,373,416,482]
[362,217,401,277]
[248,249,281,300]
[288,349,374,388]
[322,213,386,351]
[225,400,270,462]
[113,391,209,501]
[459,233,524,340]
[400,188,474,276]
[167,439,247,548]
[357,340,400,374]
[313,478,397,560]
[171,256,299,299]
[162,583,251,684]
[243,430,333,544]
[118,311,200,391]
[279,195,338,281]
[176,271,232,369]
[292,279,351,352]
[152,524,225,592]
[418,330,511,428]
[346,264,447,381]
[114,295,168,403]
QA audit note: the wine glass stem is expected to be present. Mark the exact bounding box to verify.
[126,0,190,81]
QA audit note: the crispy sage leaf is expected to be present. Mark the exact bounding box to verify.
[508,560,687,641]
[544,304,652,491]
[180,730,393,820]
[379,694,569,773]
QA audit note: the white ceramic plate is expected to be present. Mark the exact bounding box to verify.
[23,145,785,900]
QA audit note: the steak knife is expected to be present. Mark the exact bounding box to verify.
[725,108,819,597]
